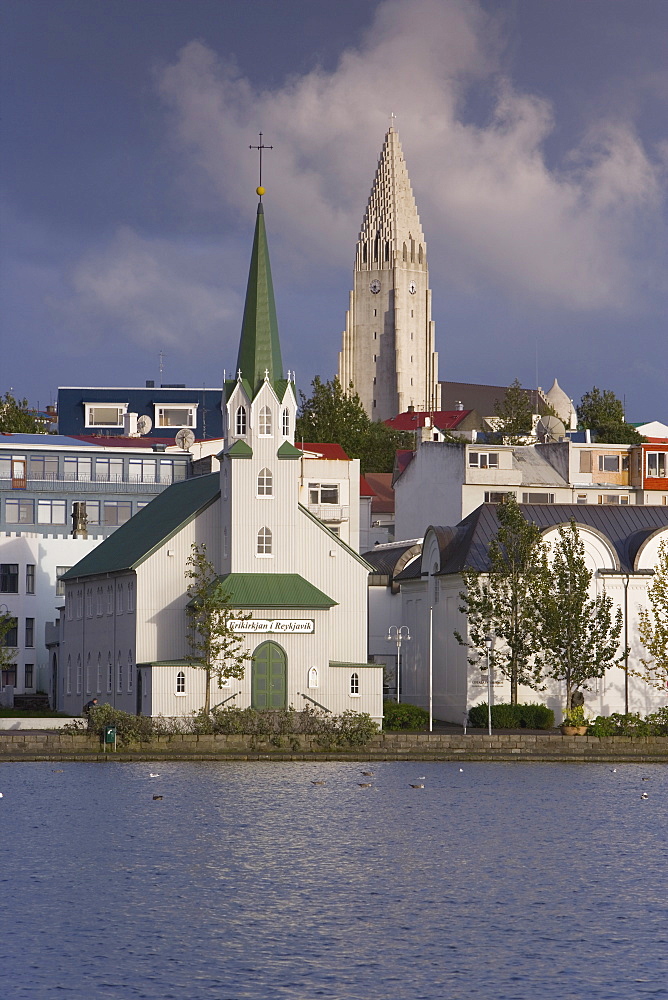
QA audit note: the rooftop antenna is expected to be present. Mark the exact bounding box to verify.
[159,351,165,384]
[389,111,397,130]
[249,132,273,198]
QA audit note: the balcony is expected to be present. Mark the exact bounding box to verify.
[308,504,349,523]
[0,476,175,496]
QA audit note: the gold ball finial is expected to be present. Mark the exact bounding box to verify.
[256,186,265,196]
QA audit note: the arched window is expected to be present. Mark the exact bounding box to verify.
[257,467,273,497]
[282,407,290,437]
[128,652,133,694]
[257,527,272,556]
[418,244,423,264]
[259,406,272,436]
[374,232,380,261]
[66,655,72,695]
[127,581,134,613]
[86,653,91,694]
[308,667,318,689]
[362,242,367,263]
[403,242,407,262]
[350,672,360,695]
[76,655,82,695]
[107,654,113,694]
[235,405,247,436]
[97,653,102,693]
[384,240,390,262]
[86,588,93,618]
[176,670,186,694]
[116,583,123,615]
[117,653,123,693]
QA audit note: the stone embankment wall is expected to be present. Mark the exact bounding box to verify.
[2,731,668,762]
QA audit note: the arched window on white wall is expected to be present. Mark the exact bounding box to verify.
[76,655,82,695]
[235,405,247,436]
[66,655,72,695]
[350,672,360,696]
[97,653,102,694]
[257,527,272,556]
[107,654,113,693]
[257,468,273,497]
[86,653,91,694]
[308,667,318,689]
[128,652,133,694]
[176,670,186,694]
[117,653,123,693]
[282,407,290,437]
[259,406,272,436]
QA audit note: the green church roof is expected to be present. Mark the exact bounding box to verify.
[215,572,336,609]
[61,474,220,580]
[236,202,283,396]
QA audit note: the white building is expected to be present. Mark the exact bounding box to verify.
[377,503,668,724]
[338,126,440,421]
[57,198,382,722]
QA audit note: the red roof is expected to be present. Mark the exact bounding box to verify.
[359,475,375,497]
[385,410,472,431]
[393,449,415,483]
[301,442,351,461]
[364,472,395,514]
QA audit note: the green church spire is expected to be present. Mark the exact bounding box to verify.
[236,202,283,394]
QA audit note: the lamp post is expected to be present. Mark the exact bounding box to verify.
[484,634,494,736]
[429,606,434,733]
[387,625,410,703]
[622,573,630,715]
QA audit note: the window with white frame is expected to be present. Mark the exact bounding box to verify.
[38,499,67,525]
[154,405,196,428]
[598,494,629,505]
[85,403,127,428]
[282,407,290,437]
[647,453,667,478]
[6,499,35,524]
[522,493,555,504]
[176,670,186,694]
[257,527,272,556]
[350,672,360,695]
[117,654,123,693]
[107,655,113,693]
[235,405,247,436]
[76,655,82,695]
[257,468,273,497]
[469,452,499,469]
[128,459,157,483]
[484,492,515,504]
[308,483,339,504]
[29,455,59,479]
[95,457,123,482]
[598,454,621,473]
[64,456,92,480]
[308,667,318,689]
[26,564,35,594]
[258,406,272,436]
[576,494,588,504]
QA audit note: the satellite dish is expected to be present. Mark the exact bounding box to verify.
[175,428,195,451]
[136,414,152,436]
[536,415,566,443]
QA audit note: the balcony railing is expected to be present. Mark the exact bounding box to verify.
[308,504,349,522]
[0,476,176,495]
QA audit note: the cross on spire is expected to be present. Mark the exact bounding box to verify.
[249,132,273,196]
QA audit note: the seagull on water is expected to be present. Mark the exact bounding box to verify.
[358,782,373,788]
[311,780,325,785]
[641,792,649,800]
[149,773,160,778]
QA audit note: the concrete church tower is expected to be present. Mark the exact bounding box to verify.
[338,126,440,421]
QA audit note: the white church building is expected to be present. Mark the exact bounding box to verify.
[57,197,382,722]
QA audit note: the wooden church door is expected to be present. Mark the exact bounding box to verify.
[251,641,287,710]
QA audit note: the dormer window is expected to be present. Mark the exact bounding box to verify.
[259,406,272,436]
[235,405,247,436]
[154,404,197,428]
[282,407,290,437]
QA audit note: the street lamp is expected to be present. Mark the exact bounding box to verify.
[484,634,494,736]
[387,625,410,703]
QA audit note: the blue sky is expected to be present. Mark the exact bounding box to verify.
[2,0,666,420]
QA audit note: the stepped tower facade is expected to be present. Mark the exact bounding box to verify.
[338,127,440,421]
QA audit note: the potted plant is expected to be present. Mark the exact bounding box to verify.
[560,704,589,736]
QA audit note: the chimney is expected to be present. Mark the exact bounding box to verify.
[407,404,414,413]
[123,412,139,437]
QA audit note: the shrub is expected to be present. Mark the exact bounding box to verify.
[467,702,555,730]
[590,710,668,737]
[383,700,429,731]
[84,704,155,746]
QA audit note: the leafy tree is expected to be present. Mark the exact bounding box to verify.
[636,539,668,692]
[0,391,46,433]
[541,520,623,711]
[185,543,253,715]
[577,387,645,444]
[493,378,534,443]
[295,376,413,474]
[0,609,18,676]
[455,496,549,704]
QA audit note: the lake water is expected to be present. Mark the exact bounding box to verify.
[1,760,666,1000]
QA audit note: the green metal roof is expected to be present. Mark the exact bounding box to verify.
[226,439,253,459]
[61,473,220,580]
[277,440,302,460]
[216,572,336,609]
[236,203,283,396]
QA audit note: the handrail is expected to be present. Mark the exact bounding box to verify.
[210,692,239,710]
[298,691,331,714]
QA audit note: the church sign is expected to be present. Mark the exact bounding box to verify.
[230,619,315,634]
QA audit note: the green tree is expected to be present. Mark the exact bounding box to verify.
[185,543,253,715]
[0,391,46,433]
[577,387,645,444]
[541,520,623,711]
[455,496,549,704]
[493,378,534,443]
[295,376,413,474]
[0,608,18,677]
[636,539,668,692]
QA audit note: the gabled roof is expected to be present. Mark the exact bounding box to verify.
[359,475,375,498]
[236,202,283,396]
[392,449,415,485]
[61,473,220,580]
[214,573,336,609]
[398,503,668,579]
[364,472,394,514]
